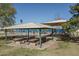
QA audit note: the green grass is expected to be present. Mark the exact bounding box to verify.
[57,41,70,49]
[0,39,44,56]
[0,39,79,56]
[0,48,43,56]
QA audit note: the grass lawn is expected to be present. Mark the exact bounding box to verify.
[0,39,79,56]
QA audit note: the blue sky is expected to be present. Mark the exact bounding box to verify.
[13,3,73,24]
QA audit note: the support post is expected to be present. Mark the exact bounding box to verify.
[10,29,13,40]
[27,29,30,45]
[4,29,7,40]
[52,29,53,40]
[39,29,42,48]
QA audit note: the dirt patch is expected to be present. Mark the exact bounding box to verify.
[7,39,59,50]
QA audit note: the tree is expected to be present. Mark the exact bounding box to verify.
[0,3,16,27]
[20,19,23,24]
[62,3,79,32]
[70,3,79,15]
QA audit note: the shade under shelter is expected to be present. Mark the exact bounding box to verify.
[3,23,53,48]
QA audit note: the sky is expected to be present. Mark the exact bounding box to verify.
[13,3,73,24]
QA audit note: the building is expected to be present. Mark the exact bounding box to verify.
[42,18,68,34]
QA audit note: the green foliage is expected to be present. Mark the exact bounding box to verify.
[70,4,79,15]
[62,3,79,32]
[62,22,70,32]
[0,3,16,27]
